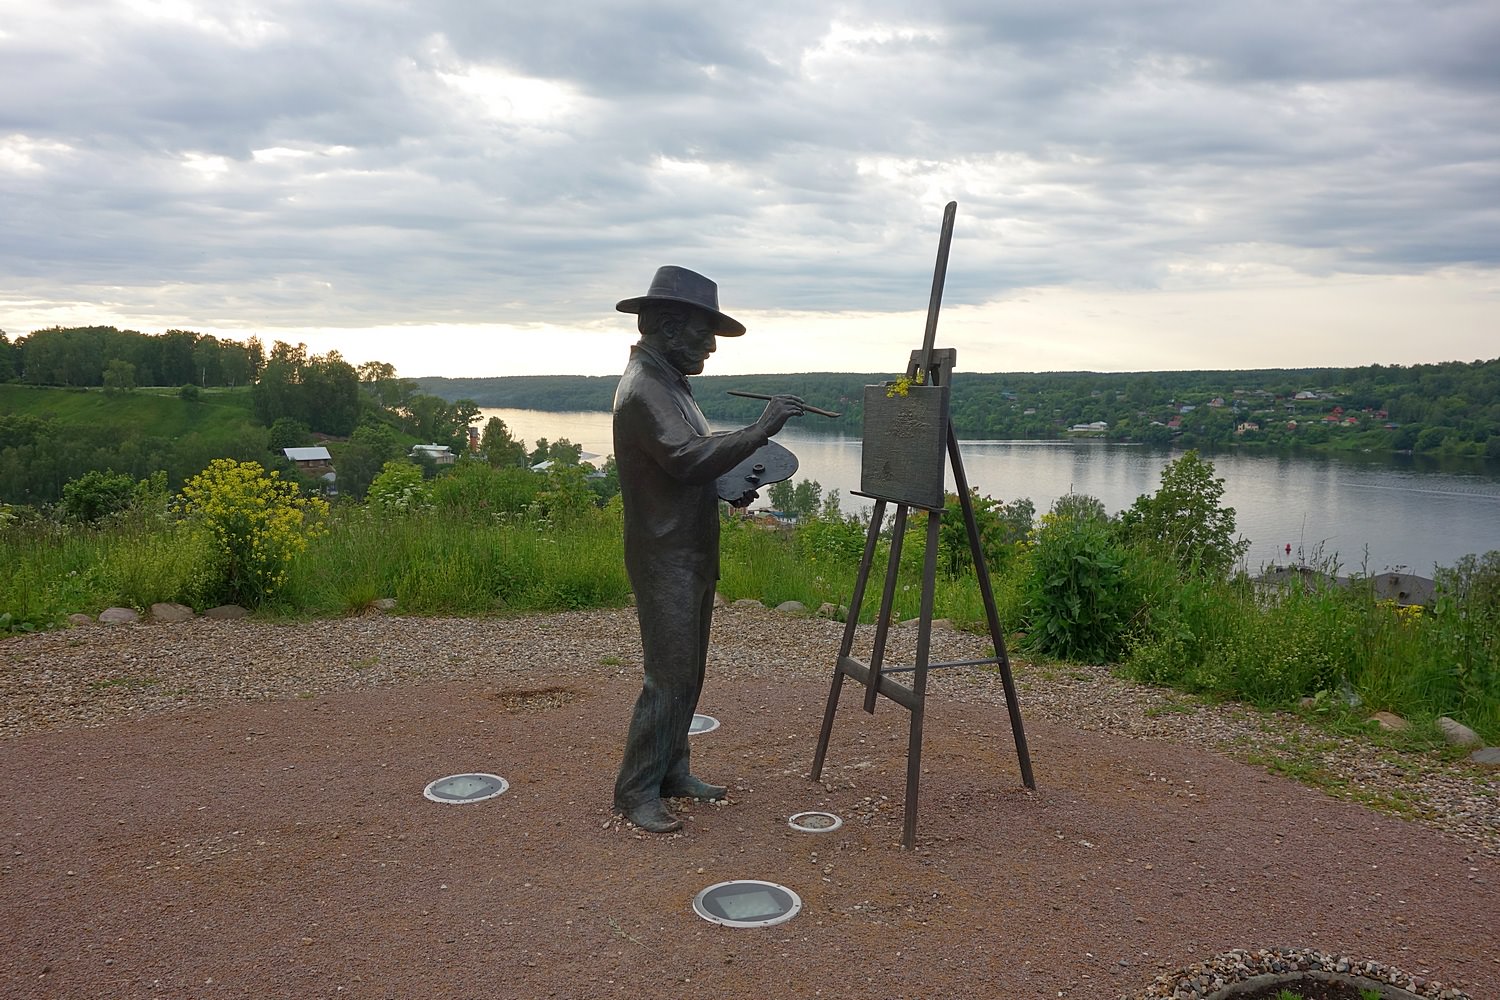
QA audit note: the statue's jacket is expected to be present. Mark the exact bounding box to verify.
[613,343,769,584]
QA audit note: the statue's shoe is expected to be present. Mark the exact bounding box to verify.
[620,799,682,833]
[663,775,728,801]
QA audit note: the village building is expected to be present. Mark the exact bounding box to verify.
[282,446,337,494]
[410,444,456,465]
[283,446,334,477]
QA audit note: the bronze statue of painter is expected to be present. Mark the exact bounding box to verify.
[611,265,804,833]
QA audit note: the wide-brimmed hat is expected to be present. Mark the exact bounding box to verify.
[615,265,746,336]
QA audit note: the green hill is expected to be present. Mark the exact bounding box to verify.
[0,385,271,505]
[0,383,256,437]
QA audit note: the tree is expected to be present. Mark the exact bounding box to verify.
[193,336,222,387]
[252,343,304,426]
[336,422,405,499]
[1119,450,1249,577]
[399,393,476,452]
[769,477,822,517]
[218,343,247,387]
[529,437,551,467]
[547,438,583,466]
[767,478,794,513]
[102,359,136,394]
[0,330,15,381]
[480,417,527,467]
[792,479,823,518]
[302,352,361,436]
[268,417,312,451]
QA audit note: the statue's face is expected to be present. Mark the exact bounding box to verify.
[656,307,718,376]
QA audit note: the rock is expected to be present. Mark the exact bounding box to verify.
[67,613,94,627]
[1470,746,1500,768]
[203,605,251,620]
[731,598,764,608]
[1370,711,1408,732]
[370,598,398,613]
[899,617,951,629]
[816,603,843,619]
[713,592,726,608]
[1299,696,1317,709]
[1437,716,1482,748]
[97,607,139,624]
[149,602,195,623]
[775,600,806,613]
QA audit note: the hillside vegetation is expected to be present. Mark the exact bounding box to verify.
[418,356,1500,461]
[0,328,489,505]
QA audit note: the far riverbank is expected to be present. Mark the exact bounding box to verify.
[481,407,1500,574]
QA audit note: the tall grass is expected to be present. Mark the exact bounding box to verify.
[4,484,1495,743]
[0,514,214,628]
[274,505,631,618]
[1123,570,1500,742]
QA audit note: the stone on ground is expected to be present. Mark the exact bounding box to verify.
[98,607,139,624]
[1371,711,1408,732]
[775,600,806,613]
[150,602,195,623]
[203,605,251,620]
[1470,746,1500,768]
[1437,716,1481,748]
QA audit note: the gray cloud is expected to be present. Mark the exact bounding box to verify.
[1,0,1496,336]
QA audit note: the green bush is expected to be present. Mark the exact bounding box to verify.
[60,470,137,522]
[938,489,1033,577]
[367,460,430,512]
[1021,499,1143,663]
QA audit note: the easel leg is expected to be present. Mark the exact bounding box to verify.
[901,510,942,848]
[864,504,908,714]
[812,500,886,782]
[948,428,1035,789]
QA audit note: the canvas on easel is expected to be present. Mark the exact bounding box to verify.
[810,202,1035,849]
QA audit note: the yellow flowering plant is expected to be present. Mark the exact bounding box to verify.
[179,458,329,607]
[884,368,927,398]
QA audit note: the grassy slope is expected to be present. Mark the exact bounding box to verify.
[0,384,258,438]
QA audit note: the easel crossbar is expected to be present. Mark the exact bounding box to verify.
[836,656,920,711]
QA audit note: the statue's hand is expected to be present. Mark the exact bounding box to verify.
[728,489,759,509]
[755,394,806,436]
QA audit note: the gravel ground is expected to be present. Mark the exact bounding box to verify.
[6,606,1495,858]
[2,605,1496,999]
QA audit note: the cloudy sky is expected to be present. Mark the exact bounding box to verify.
[2,1,1497,378]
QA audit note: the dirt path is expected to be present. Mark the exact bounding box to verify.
[2,610,1495,998]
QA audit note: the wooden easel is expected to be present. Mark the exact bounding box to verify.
[809,202,1035,848]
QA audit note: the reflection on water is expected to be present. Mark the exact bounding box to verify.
[479,407,1500,574]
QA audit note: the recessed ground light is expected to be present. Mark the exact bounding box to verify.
[692,880,802,928]
[689,713,719,734]
[788,811,843,833]
[423,772,509,804]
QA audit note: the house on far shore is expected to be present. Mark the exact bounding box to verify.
[411,443,456,465]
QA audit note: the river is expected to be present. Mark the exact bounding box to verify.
[478,407,1500,575]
